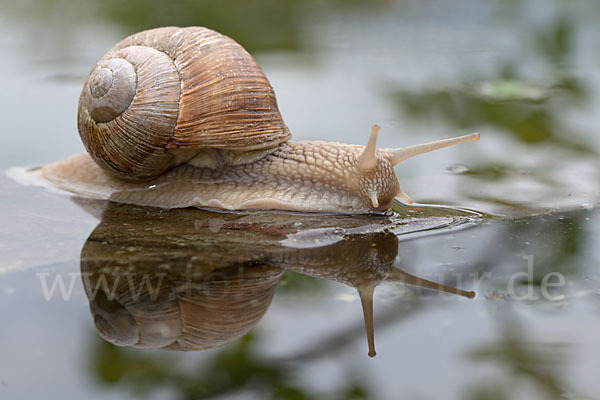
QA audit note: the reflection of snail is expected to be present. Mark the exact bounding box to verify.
[80,200,475,356]
[41,26,479,213]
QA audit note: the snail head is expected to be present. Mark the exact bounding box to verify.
[356,125,480,210]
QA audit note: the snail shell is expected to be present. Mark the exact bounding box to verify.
[78,27,290,180]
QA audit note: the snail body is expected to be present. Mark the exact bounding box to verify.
[41,26,479,213]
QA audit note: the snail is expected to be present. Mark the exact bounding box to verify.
[40,26,479,213]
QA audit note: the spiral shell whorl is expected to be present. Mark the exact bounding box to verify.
[85,58,137,123]
[79,45,181,180]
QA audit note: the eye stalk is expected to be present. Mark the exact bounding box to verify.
[385,131,480,167]
[356,125,480,208]
[357,125,381,172]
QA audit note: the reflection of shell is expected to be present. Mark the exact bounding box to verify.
[81,255,283,350]
[87,273,181,349]
[168,269,283,351]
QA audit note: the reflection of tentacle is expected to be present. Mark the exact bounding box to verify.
[358,283,376,357]
[385,269,476,299]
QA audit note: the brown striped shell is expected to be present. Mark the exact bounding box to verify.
[78,26,291,180]
[82,250,284,350]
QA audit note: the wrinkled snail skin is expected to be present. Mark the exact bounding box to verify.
[41,26,480,213]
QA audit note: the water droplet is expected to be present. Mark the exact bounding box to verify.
[446,164,471,174]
